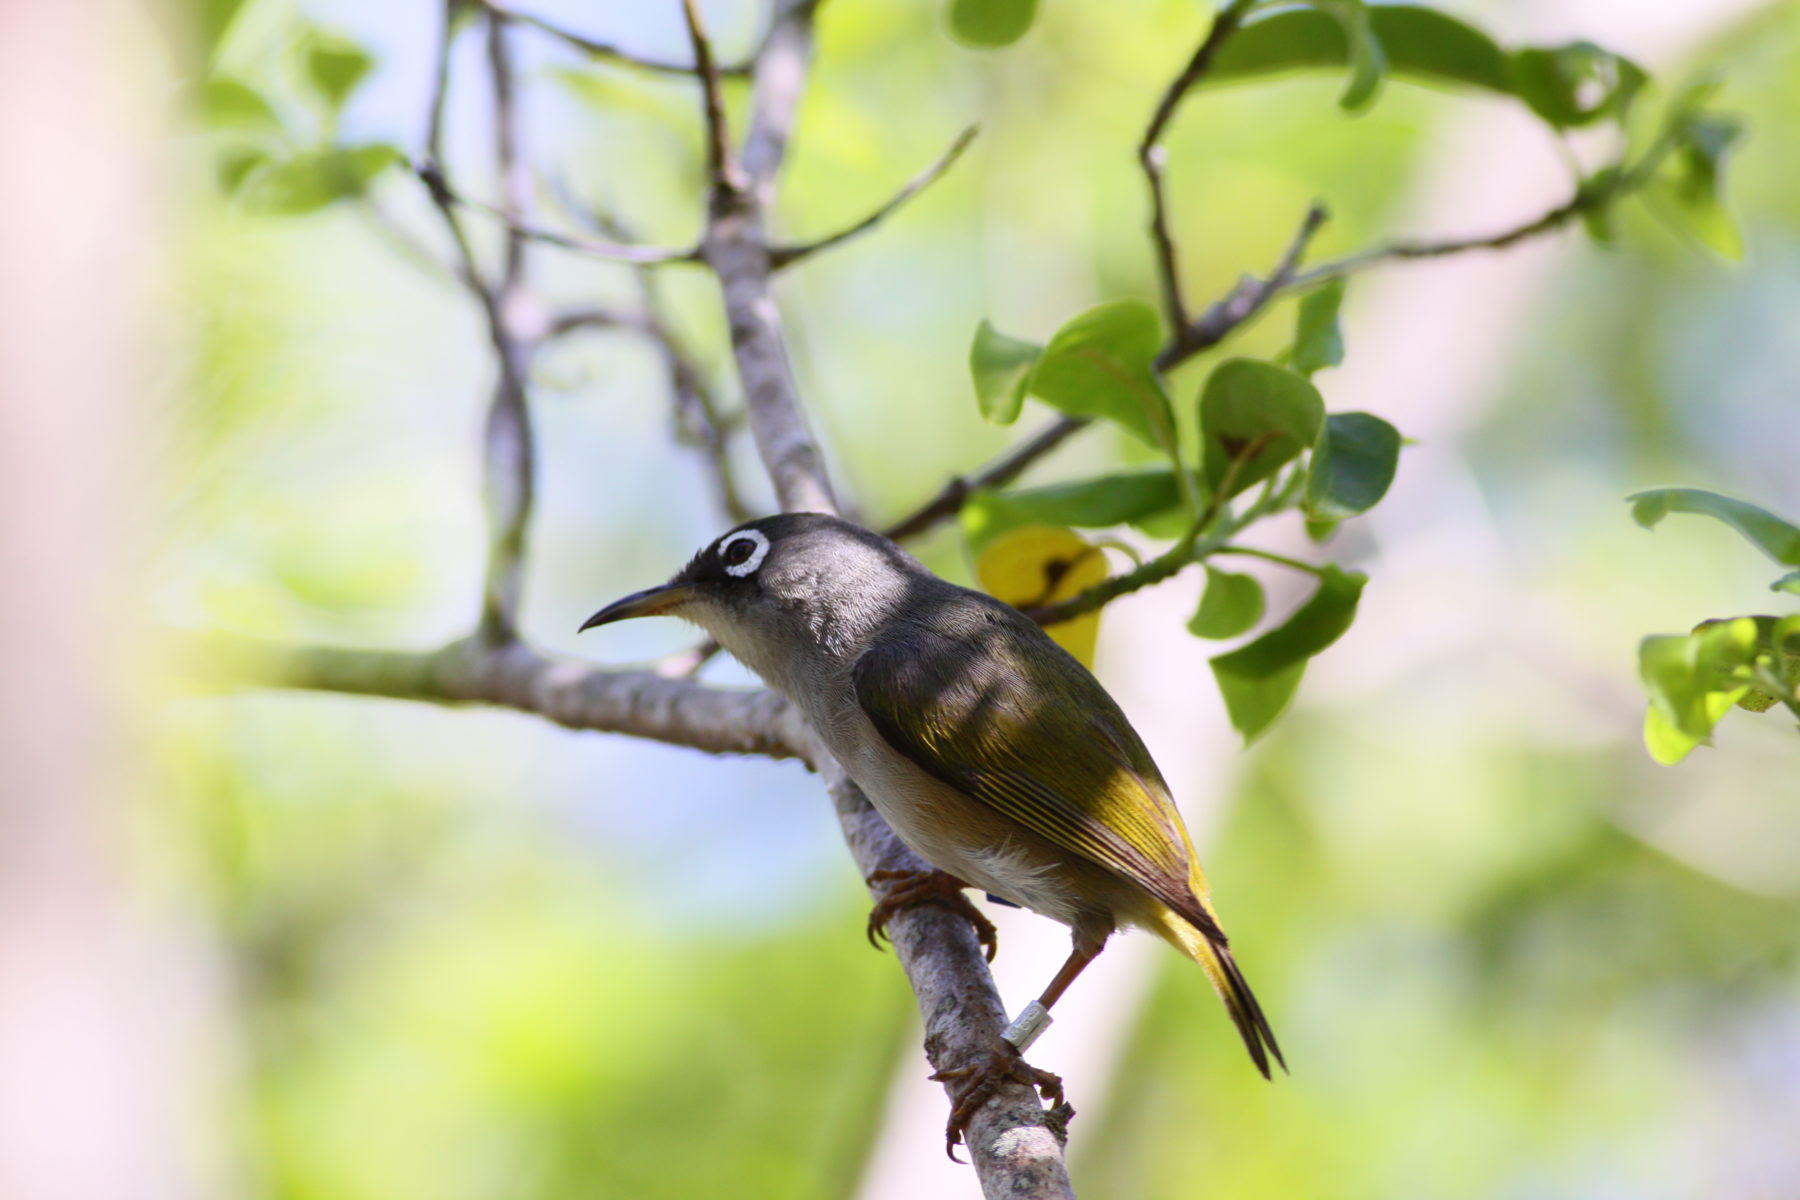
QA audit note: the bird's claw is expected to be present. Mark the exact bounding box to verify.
[929,1039,1068,1160]
[865,868,999,962]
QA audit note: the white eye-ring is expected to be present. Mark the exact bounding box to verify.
[718,529,770,577]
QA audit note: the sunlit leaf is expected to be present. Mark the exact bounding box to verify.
[962,471,1181,551]
[1629,488,1800,566]
[1642,703,1701,765]
[1198,358,1325,498]
[946,0,1037,48]
[1638,620,1755,746]
[1306,412,1400,519]
[969,319,1041,425]
[975,525,1108,667]
[1028,299,1174,451]
[1189,566,1265,639]
[1210,565,1366,741]
[1773,570,1800,597]
[1289,278,1346,377]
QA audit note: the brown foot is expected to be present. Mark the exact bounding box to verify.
[929,1039,1067,1160]
[865,868,999,963]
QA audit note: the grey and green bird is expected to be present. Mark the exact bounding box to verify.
[580,513,1282,1126]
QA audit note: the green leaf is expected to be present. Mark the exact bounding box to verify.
[196,0,250,60]
[1643,703,1701,765]
[1206,6,1510,95]
[1306,412,1400,520]
[1772,570,1800,597]
[1629,488,1800,566]
[1210,565,1367,742]
[1638,620,1756,748]
[1310,1,1387,111]
[1662,106,1746,259]
[200,78,283,133]
[1506,42,1646,129]
[970,319,1042,425]
[1198,359,1325,498]
[1028,300,1174,450]
[241,143,403,214]
[946,0,1037,48]
[962,471,1182,552]
[1289,279,1346,377]
[306,32,376,110]
[1305,515,1341,542]
[1189,566,1266,639]
[218,147,270,195]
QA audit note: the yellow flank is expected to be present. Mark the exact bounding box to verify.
[975,525,1109,668]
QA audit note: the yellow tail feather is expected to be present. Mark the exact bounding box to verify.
[1146,902,1285,1079]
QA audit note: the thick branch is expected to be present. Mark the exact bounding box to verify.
[184,634,817,761]
[770,125,979,269]
[698,0,835,514]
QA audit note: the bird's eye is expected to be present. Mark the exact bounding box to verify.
[718,529,770,577]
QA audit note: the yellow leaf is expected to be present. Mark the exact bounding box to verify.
[975,525,1108,668]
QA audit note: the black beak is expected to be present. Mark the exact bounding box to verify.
[578,582,699,632]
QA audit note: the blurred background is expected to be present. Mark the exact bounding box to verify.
[5,0,1798,1197]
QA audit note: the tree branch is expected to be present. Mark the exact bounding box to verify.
[182,633,817,761]
[769,125,979,269]
[683,1,1077,1187]
[881,415,1086,542]
[477,12,536,642]
[697,0,836,514]
[1139,0,1258,332]
[488,0,753,78]
[418,163,703,265]
[1159,201,1330,370]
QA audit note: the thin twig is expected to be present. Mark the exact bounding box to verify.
[770,126,979,268]
[1160,202,1330,369]
[881,416,1086,542]
[476,12,537,641]
[681,0,745,196]
[1139,0,1258,331]
[417,162,702,264]
[490,0,753,77]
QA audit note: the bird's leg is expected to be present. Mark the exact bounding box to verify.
[865,868,999,963]
[930,933,1106,1158]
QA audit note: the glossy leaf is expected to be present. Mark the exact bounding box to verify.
[969,319,1041,425]
[975,525,1107,667]
[1307,412,1401,520]
[962,471,1181,552]
[1211,566,1367,741]
[1189,566,1266,640]
[1506,42,1646,129]
[1198,358,1325,498]
[1289,279,1346,377]
[1029,300,1174,450]
[307,33,376,109]
[946,0,1037,48]
[1629,488,1800,566]
[1206,6,1509,95]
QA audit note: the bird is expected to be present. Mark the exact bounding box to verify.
[579,512,1282,1148]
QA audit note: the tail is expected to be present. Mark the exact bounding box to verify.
[1147,901,1286,1079]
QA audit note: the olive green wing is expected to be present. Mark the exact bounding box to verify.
[851,623,1217,934]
